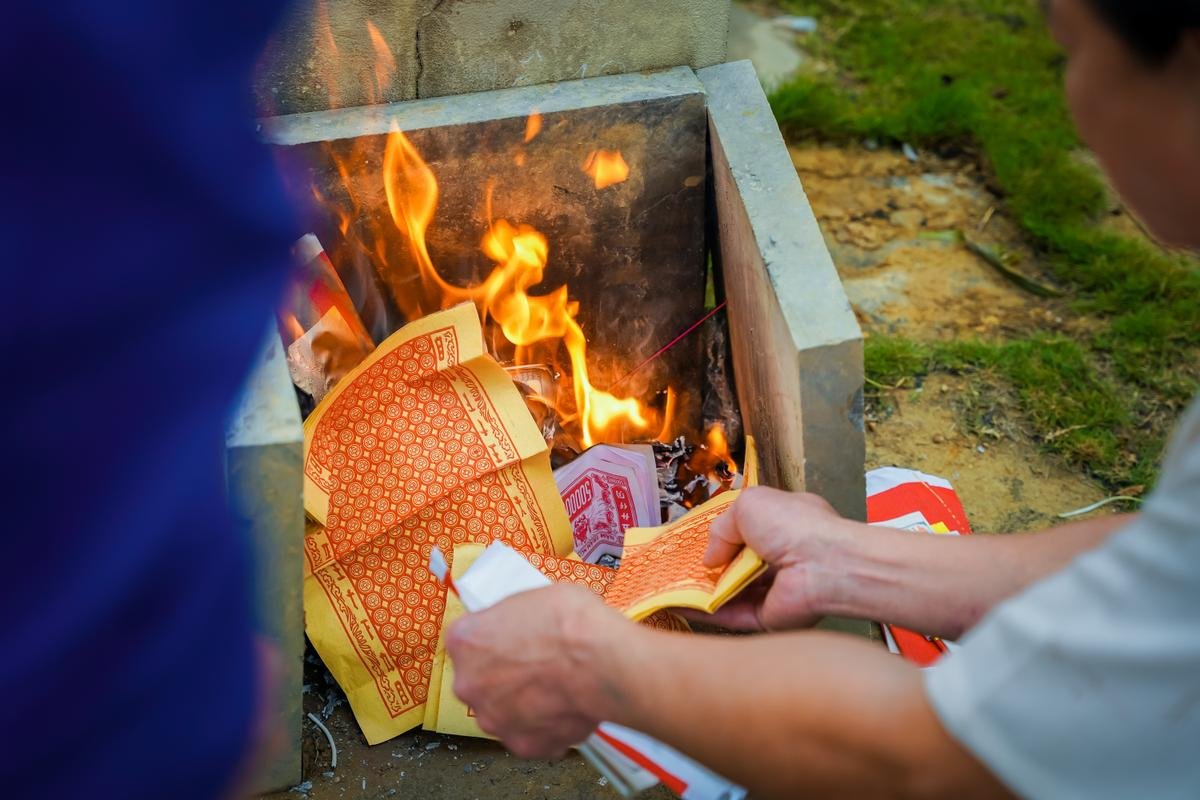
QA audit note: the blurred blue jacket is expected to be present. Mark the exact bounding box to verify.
[2,2,293,797]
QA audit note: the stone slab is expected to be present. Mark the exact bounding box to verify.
[226,330,306,792]
[701,59,871,639]
[266,67,711,438]
[700,60,866,518]
[416,0,730,98]
[256,0,730,115]
[256,0,433,116]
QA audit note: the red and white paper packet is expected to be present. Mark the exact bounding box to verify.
[554,445,660,566]
[866,467,972,667]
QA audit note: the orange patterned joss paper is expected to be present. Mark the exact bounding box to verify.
[424,543,692,738]
[424,490,764,738]
[301,303,573,744]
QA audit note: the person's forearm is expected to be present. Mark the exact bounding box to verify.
[817,513,1134,638]
[584,627,1008,799]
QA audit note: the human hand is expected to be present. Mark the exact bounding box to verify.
[689,487,862,631]
[446,583,632,760]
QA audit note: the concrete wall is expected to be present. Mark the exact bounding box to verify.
[700,60,867,522]
[257,0,730,115]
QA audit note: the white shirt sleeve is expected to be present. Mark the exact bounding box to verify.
[924,398,1200,800]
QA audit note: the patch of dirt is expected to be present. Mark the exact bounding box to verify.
[867,374,1112,532]
[791,143,1086,340]
[791,142,1113,530]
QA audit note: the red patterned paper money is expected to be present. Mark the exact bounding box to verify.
[560,467,639,564]
[554,445,659,566]
[604,490,764,620]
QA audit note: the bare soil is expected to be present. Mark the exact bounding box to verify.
[791,141,1112,526]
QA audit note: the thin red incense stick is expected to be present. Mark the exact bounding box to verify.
[607,301,727,392]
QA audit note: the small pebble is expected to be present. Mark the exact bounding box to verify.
[932,433,946,444]
[425,741,442,751]
[976,445,987,454]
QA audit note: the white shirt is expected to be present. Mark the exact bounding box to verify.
[925,396,1200,799]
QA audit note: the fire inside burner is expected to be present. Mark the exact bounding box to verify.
[280,119,741,533]
[274,16,742,559]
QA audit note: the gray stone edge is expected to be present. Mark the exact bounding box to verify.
[697,59,862,352]
[260,65,706,145]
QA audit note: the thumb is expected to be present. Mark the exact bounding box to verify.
[704,488,809,569]
[703,501,746,567]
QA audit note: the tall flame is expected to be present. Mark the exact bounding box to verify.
[309,23,662,448]
[383,126,648,447]
[365,21,395,102]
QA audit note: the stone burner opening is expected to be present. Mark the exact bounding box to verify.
[269,66,748,506]
[237,59,867,792]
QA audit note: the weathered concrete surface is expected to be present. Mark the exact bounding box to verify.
[415,0,730,97]
[227,330,306,792]
[256,0,433,115]
[266,66,710,438]
[256,0,729,114]
[701,60,866,519]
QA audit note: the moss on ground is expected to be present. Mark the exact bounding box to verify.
[769,0,1199,489]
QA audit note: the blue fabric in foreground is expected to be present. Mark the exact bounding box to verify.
[1,2,293,797]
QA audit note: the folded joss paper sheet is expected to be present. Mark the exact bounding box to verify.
[302,303,574,743]
[425,490,765,738]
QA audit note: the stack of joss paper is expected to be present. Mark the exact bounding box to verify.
[302,303,763,746]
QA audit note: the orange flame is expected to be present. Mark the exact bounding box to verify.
[313,0,342,108]
[582,149,630,189]
[308,25,661,448]
[381,127,649,447]
[706,422,737,475]
[524,112,543,143]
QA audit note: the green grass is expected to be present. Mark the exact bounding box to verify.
[769,0,1199,489]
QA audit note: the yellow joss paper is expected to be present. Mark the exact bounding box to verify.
[424,543,487,738]
[605,490,765,621]
[424,489,763,739]
[424,543,694,738]
[743,435,759,488]
[301,303,573,744]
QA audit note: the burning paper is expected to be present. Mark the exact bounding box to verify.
[301,303,573,743]
[277,234,375,403]
[553,444,660,566]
